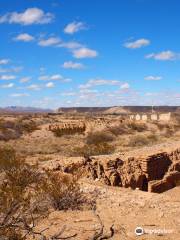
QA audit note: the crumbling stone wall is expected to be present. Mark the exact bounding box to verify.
[140,153,172,181]
[85,148,180,193]
[129,112,171,122]
[49,121,86,135]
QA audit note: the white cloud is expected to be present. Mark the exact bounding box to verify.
[73,47,98,59]
[38,75,49,81]
[0,66,23,73]
[50,74,63,80]
[14,33,34,42]
[20,77,31,83]
[38,74,71,82]
[27,84,41,91]
[61,91,77,96]
[145,51,178,61]
[58,41,83,49]
[39,74,63,81]
[0,59,10,65]
[11,93,29,97]
[40,67,46,72]
[144,76,162,81]
[120,83,130,89]
[62,61,84,69]
[79,79,121,89]
[46,82,54,88]
[124,38,150,49]
[0,75,16,80]
[0,8,54,25]
[38,37,61,47]
[64,21,86,34]
[11,66,23,72]
[1,83,14,88]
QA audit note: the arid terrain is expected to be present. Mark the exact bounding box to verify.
[0,108,180,240]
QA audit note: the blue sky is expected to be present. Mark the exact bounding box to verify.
[0,0,180,109]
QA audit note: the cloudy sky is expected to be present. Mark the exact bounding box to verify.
[0,0,180,109]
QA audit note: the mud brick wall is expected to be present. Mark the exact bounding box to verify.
[168,148,180,162]
[149,171,180,193]
[129,112,171,122]
[140,153,172,181]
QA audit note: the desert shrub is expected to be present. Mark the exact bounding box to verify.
[147,133,159,143]
[86,131,115,145]
[0,128,21,141]
[127,122,148,132]
[14,119,39,133]
[108,124,129,136]
[0,147,92,239]
[0,146,18,171]
[173,113,180,126]
[41,171,87,211]
[128,135,149,147]
[157,122,176,137]
[156,122,170,131]
[163,128,175,138]
[71,130,116,157]
[0,147,42,239]
[0,119,39,141]
[73,142,115,157]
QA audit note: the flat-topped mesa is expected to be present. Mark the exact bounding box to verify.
[85,148,180,193]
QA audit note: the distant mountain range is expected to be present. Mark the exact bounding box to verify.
[0,106,53,113]
[0,106,180,114]
[58,106,180,114]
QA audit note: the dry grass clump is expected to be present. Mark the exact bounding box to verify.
[157,122,171,131]
[107,121,148,137]
[127,121,148,132]
[72,131,115,156]
[86,131,115,145]
[41,171,88,211]
[108,124,129,136]
[73,142,115,157]
[157,122,176,138]
[127,133,158,147]
[128,135,148,147]
[0,147,42,239]
[0,118,39,141]
[0,147,90,239]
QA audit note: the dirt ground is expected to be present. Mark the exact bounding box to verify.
[0,113,180,239]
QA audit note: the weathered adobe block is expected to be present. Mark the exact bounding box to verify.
[149,171,180,193]
[85,148,180,193]
[140,153,172,181]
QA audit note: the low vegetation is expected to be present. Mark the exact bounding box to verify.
[0,146,91,239]
[0,118,39,141]
[73,142,115,157]
[72,131,115,156]
[127,133,158,147]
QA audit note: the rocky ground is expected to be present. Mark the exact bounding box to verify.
[1,114,180,239]
[28,141,180,240]
[31,183,180,240]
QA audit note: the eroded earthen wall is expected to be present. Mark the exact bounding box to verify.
[84,148,180,193]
